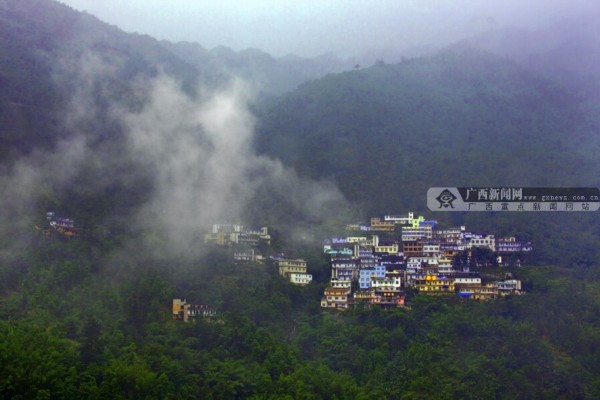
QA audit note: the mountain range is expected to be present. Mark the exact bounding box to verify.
[2,1,600,398]
[1,0,599,264]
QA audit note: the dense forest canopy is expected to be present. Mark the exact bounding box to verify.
[1,0,600,398]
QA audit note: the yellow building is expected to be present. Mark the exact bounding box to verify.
[456,284,498,300]
[173,298,187,320]
[374,242,399,254]
[370,217,396,232]
[321,287,352,310]
[414,275,455,294]
[410,216,426,228]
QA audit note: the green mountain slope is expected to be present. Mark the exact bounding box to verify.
[0,0,199,159]
[0,0,352,162]
[257,46,600,214]
[1,3,600,399]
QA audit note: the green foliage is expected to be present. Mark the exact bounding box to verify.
[256,47,600,265]
[1,216,600,399]
[1,3,600,398]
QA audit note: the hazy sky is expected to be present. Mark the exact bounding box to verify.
[58,0,598,58]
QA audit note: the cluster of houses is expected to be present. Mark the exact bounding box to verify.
[204,223,313,285]
[204,223,271,247]
[205,223,271,263]
[321,212,531,310]
[177,226,314,321]
[36,211,78,238]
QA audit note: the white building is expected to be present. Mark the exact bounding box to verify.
[330,279,352,289]
[454,277,482,285]
[372,276,402,291]
[402,225,433,241]
[384,212,417,225]
[290,273,313,286]
[438,258,454,274]
[423,244,441,256]
[467,234,496,252]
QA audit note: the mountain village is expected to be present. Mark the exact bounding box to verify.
[320,212,531,310]
[197,212,532,318]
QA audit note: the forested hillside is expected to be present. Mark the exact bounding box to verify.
[1,1,600,398]
[2,236,600,398]
[256,46,600,265]
[0,0,353,162]
[257,46,600,211]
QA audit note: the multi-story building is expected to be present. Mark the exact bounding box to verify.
[289,273,313,286]
[325,214,530,308]
[206,224,270,246]
[358,265,386,289]
[353,290,373,302]
[454,276,482,285]
[359,254,378,269]
[466,234,496,252]
[422,243,441,257]
[278,259,308,277]
[403,240,424,257]
[384,212,415,225]
[358,245,375,258]
[371,289,405,307]
[371,276,402,291]
[370,217,396,232]
[378,254,405,271]
[497,279,522,296]
[413,275,455,294]
[434,226,466,241]
[386,269,405,281]
[231,227,271,245]
[421,264,440,276]
[374,241,400,255]
[330,279,352,289]
[331,257,360,281]
[409,256,439,267]
[439,243,465,258]
[456,284,498,300]
[173,299,216,322]
[402,225,433,241]
[321,287,352,310]
[438,258,454,274]
[496,237,533,253]
[406,258,424,273]
[277,259,313,285]
[405,272,427,287]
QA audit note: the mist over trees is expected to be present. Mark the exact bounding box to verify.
[1,0,600,398]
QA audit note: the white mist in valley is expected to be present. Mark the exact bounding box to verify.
[0,48,348,261]
[120,73,347,257]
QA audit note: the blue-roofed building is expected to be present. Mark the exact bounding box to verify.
[358,265,386,289]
